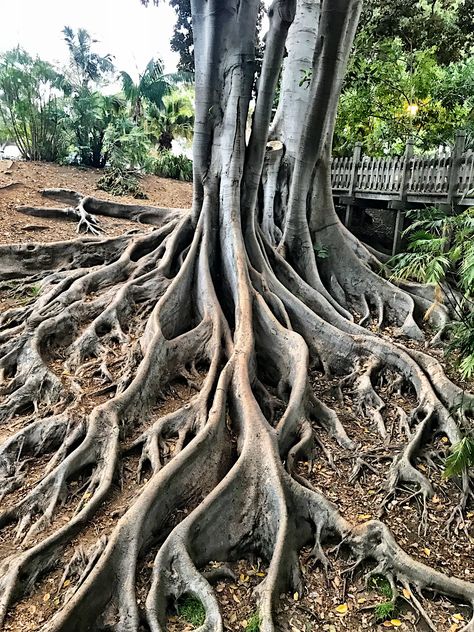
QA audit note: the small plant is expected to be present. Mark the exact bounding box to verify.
[27,284,41,297]
[246,612,261,632]
[389,206,474,380]
[374,601,396,622]
[370,574,393,599]
[153,150,193,181]
[97,167,147,198]
[176,594,206,627]
[444,435,474,478]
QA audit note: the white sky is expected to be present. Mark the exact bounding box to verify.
[0,0,180,80]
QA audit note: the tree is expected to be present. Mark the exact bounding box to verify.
[120,58,177,124]
[70,91,123,167]
[63,27,118,167]
[333,0,474,155]
[0,2,473,631]
[168,0,265,76]
[62,27,114,90]
[0,48,70,162]
[149,88,194,150]
[334,38,474,155]
[169,0,194,73]
[358,0,474,66]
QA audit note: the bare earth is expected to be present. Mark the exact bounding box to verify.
[0,160,193,245]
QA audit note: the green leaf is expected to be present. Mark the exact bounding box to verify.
[444,437,474,478]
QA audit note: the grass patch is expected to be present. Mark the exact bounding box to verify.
[374,601,396,622]
[176,594,206,627]
[246,612,261,631]
[370,574,393,599]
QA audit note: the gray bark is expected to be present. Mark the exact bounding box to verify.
[0,1,472,631]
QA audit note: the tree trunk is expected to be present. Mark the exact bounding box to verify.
[0,1,473,631]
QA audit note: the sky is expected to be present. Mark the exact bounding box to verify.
[0,0,180,80]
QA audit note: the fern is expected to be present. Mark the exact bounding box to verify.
[444,436,474,478]
[389,205,474,380]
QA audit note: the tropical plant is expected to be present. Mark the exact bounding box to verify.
[389,206,474,379]
[153,150,192,181]
[62,27,119,167]
[149,89,194,151]
[97,116,151,197]
[70,90,123,167]
[120,58,187,124]
[0,48,70,162]
[62,26,114,89]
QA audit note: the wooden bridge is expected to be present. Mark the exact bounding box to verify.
[331,131,474,254]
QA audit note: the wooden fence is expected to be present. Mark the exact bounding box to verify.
[331,131,474,254]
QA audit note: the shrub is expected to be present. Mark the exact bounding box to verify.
[389,206,474,380]
[153,150,192,181]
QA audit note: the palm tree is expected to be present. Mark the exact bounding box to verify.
[120,58,191,125]
[63,26,114,89]
[150,89,194,151]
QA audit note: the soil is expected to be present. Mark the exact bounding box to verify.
[0,160,193,245]
[0,161,472,632]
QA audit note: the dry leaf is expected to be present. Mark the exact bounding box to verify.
[357,597,367,604]
[382,622,393,628]
[453,614,464,622]
[43,593,51,602]
[423,547,431,556]
[391,620,402,627]
[357,514,371,520]
[335,603,348,614]
[293,592,299,601]
[63,579,71,588]
[402,588,411,599]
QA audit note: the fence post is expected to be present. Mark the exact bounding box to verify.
[391,138,414,256]
[344,141,362,227]
[447,130,466,208]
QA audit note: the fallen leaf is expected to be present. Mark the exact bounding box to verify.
[382,622,393,628]
[63,579,71,588]
[43,593,51,602]
[357,514,371,520]
[335,603,348,614]
[357,597,367,604]
[293,592,299,601]
[402,588,411,599]
[391,620,402,627]
[453,614,464,622]
[423,547,431,556]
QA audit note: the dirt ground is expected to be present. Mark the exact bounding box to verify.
[0,160,193,245]
[0,161,473,632]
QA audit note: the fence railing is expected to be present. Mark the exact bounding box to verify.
[331,131,473,206]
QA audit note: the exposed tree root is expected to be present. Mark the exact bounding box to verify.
[1,0,473,630]
[0,180,472,631]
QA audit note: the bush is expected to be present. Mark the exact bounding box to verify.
[389,206,474,380]
[97,167,147,198]
[0,48,70,162]
[153,150,192,181]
